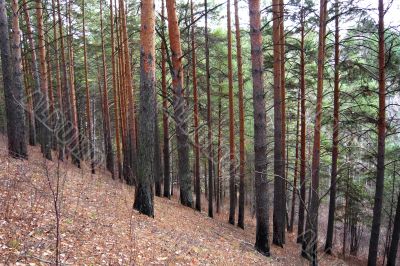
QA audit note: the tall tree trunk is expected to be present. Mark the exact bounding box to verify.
[161,0,171,199]
[56,0,74,162]
[249,0,270,256]
[35,0,52,160]
[82,0,95,174]
[205,0,214,219]
[302,0,328,262]
[227,0,236,225]
[120,0,137,185]
[110,0,121,179]
[133,0,156,217]
[51,0,64,161]
[216,87,222,213]
[387,192,400,266]
[297,5,306,244]
[191,0,201,212]
[325,0,340,254]
[166,0,193,207]
[21,0,39,147]
[0,0,27,158]
[235,0,245,229]
[66,2,80,167]
[272,0,286,247]
[368,0,386,264]
[100,0,115,178]
[289,87,300,232]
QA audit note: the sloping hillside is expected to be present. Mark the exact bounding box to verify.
[0,138,352,265]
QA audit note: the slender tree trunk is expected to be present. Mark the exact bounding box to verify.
[0,0,27,158]
[191,0,201,212]
[21,0,39,147]
[120,0,137,185]
[51,0,64,161]
[249,0,270,256]
[368,0,386,264]
[297,6,306,244]
[161,0,171,199]
[272,0,285,247]
[302,0,328,263]
[109,0,121,179]
[100,0,115,178]
[289,87,300,232]
[22,56,36,146]
[46,32,56,151]
[82,0,95,174]
[35,0,52,160]
[133,0,156,217]
[325,0,340,254]
[205,0,214,218]
[216,88,222,213]
[235,0,245,229]
[56,0,74,162]
[227,0,236,225]
[66,2,80,167]
[154,113,162,197]
[166,0,193,207]
[387,192,400,266]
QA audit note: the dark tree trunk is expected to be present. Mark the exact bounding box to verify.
[161,0,171,199]
[272,0,285,247]
[191,0,201,211]
[205,0,214,219]
[82,0,95,174]
[166,0,193,207]
[227,0,236,225]
[387,192,400,266]
[100,0,115,178]
[21,0,39,147]
[289,88,300,232]
[368,0,386,264]
[216,88,222,214]
[154,112,162,197]
[297,6,306,244]
[133,0,156,217]
[0,0,27,159]
[35,0,52,161]
[249,0,270,256]
[110,0,122,179]
[325,0,340,254]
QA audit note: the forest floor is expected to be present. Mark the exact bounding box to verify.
[0,137,364,265]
